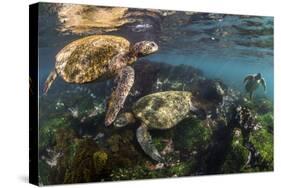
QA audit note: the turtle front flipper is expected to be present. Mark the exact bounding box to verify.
[136,123,164,162]
[43,69,57,94]
[105,66,135,126]
[243,75,253,84]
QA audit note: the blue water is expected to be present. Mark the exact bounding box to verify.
[39,9,274,99]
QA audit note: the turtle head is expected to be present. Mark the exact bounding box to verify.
[189,96,207,120]
[114,112,136,128]
[256,73,262,80]
[132,41,158,57]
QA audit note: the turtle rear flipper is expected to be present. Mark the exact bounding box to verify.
[43,69,57,94]
[261,78,266,91]
[105,66,135,126]
[136,123,164,162]
[249,91,253,100]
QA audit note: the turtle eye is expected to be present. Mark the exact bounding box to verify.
[150,43,155,47]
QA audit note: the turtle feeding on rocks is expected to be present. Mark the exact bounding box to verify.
[113,91,205,162]
[44,35,158,126]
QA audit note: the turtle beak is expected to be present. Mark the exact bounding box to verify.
[149,41,158,53]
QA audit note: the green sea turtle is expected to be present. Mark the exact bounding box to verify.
[114,91,204,162]
[44,35,158,126]
[243,73,266,99]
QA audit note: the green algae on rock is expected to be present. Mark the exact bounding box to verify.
[249,126,273,169]
[174,117,212,153]
[221,128,250,173]
[93,151,108,174]
[63,139,110,183]
[110,161,195,181]
[256,112,273,133]
[106,129,145,168]
[39,117,71,153]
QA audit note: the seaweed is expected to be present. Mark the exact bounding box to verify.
[39,117,71,154]
[221,128,250,173]
[174,117,212,156]
[110,161,195,180]
[249,126,273,170]
[106,129,145,167]
[63,139,110,183]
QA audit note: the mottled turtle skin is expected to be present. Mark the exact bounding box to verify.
[44,35,158,126]
[114,91,197,162]
[243,73,266,99]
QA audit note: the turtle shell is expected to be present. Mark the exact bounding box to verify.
[133,91,192,129]
[245,78,259,93]
[55,35,131,83]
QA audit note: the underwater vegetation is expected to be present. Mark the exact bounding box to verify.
[63,139,109,183]
[220,128,250,173]
[110,162,194,180]
[39,117,70,154]
[249,125,273,170]
[174,118,212,159]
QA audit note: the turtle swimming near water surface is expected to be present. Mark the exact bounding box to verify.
[114,91,204,162]
[44,35,158,126]
[243,73,266,99]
